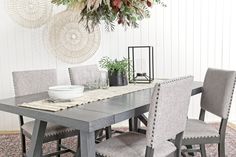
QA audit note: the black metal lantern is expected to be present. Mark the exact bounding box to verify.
[128,46,154,83]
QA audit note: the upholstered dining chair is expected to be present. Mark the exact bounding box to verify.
[95,76,193,157]
[12,69,80,157]
[69,64,101,86]
[68,65,113,140]
[182,68,236,157]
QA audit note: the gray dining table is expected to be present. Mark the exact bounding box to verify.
[0,81,203,157]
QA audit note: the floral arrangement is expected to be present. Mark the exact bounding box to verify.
[51,0,165,32]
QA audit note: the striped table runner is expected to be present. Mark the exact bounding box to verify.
[19,82,160,112]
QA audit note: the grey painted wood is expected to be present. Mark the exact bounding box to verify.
[129,118,135,131]
[191,81,203,96]
[0,81,203,157]
[200,144,206,157]
[175,132,184,157]
[56,139,61,157]
[218,119,228,157]
[26,120,47,157]
[105,126,112,139]
[0,82,202,132]
[145,146,154,157]
[79,131,95,157]
[138,114,148,126]
[128,117,141,132]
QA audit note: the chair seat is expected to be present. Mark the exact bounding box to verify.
[183,119,219,140]
[96,132,176,157]
[21,121,79,142]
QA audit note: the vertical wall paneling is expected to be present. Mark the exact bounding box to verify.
[200,0,208,80]
[222,0,231,70]
[185,0,194,76]
[163,0,172,78]
[171,0,179,77]
[178,0,186,76]
[215,0,224,69]
[193,0,201,80]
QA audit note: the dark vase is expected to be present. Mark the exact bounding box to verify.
[108,71,128,86]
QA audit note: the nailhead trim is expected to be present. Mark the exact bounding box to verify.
[149,75,193,148]
[96,152,109,157]
[226,75,236,118]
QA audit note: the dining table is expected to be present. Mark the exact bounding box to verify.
[0,81,203,157]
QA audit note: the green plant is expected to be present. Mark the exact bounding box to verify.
[51,0,166,32]
[99,56,129,73]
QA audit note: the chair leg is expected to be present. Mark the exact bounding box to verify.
[174,132,184,157]
[74,133,81,157]
[75,134,80,157]
[105,126,112,139]
[218,142,226,157]
[56,139,61,157]
[77,134,80,149]
[99,129,104,137]
[200,144,206,157]
[20,133,26,157]
[186,145,194,156]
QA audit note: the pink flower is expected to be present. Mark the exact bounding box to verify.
[112,0,122,9]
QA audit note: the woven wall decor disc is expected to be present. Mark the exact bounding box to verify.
[7,0,53,28]
[45,10,101,64]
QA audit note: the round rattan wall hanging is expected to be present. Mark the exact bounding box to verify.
[7,0,53,28]
[44,10,101,64]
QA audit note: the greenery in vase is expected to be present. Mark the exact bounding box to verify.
[99,56,129,74]
[51,0,166,32]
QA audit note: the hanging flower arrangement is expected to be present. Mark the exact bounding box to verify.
[51,0,165,32]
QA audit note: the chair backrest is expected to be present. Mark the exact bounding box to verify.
[68,64,100,85]
[200,68,236,119]
[146,76,193,149]
[12,69,57,96]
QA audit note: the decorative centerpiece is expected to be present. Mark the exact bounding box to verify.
[99,57,129,86]
[51,0,165,32]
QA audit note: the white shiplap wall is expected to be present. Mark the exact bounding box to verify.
[0,0,236,130]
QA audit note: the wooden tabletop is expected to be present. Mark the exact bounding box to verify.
[0,81,203,132]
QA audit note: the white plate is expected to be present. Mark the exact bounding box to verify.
[48,85,84,100]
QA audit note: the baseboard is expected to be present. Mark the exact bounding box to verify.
[228,122,236,129]
[0,130,19,135]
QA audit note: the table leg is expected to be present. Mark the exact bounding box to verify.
[75,131,95,157]
[26,120,47,157]
[137,114,148,126]
[129,117,140,132]
[129,118,133,131]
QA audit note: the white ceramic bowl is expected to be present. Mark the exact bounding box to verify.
[48,85,84,100]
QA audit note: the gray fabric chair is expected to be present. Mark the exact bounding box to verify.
[96,76,193,157]
[68,65,113,140]
[12,69,80,157]
[182,68,236,157]
[68,64,101,86]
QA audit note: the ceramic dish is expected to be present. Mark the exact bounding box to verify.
[48,85,84,100]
